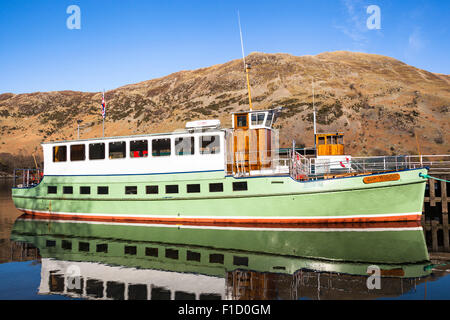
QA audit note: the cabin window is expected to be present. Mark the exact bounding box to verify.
[151,287,171,300]
[187,184,200,193]
[62,240,72,250]
[251,112,266,126]
[233,181,248,191]
[235,115,247,128]
[130,140,148,158]
[199,135,220,154]
[70,144,85,161]
[318,136,325,145]
[233,256,249,266]
[145,247,158,257]
[86,279,104,298]
[165,248,179,259]
[165,185,179,194]
[175,137,194,156]
[80,186,91,194]
[96,243,108,253]
[89,143,105,160]
[175,291,196,300]
[48,186,57,194]
[106,282,125,300]
[187,250,201,262]
[46,240,56,247]
[129,284,148,300]
[337,135,344,144]
[53,146,67,162]
[209,253,224,264]
[63,186,73,194]
[199,294,221,300]
[97,186,109,195]
[265,111,274,127]
[79,242,90,252]
[109,141,126,159]
[49,274,64,293]
[124,245,137,255]
[209,183,223,192]
[327,136,332,144]
[146,185,159,194]
[152,138,171,157]
[125,186,137,195]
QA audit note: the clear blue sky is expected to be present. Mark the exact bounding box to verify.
[0,0,448,93]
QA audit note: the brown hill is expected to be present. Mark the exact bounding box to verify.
[0,51,449,170]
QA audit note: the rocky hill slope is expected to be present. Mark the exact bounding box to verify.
[0,51,449,170]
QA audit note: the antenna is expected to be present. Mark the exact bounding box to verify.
[237,11,253,111]
[238,11,246,70]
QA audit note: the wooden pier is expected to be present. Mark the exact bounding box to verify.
[422,174,450,252]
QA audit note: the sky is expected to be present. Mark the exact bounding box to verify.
[0,0,449,94]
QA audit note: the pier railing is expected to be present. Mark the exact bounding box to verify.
[13,168,43,188]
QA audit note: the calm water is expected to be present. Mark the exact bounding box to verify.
[1,178,449,300]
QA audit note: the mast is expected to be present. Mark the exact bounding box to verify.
[238,11,253,111]
[312,79,317,147]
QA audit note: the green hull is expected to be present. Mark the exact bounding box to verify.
[12,168,427,222]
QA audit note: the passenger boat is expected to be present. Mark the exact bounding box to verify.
[11,106,428,225]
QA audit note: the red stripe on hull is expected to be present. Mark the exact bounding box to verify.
[19,209,422,228]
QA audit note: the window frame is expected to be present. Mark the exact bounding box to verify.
[108,141,126,159]
[125,186,138,195]
[165,185,179,194]
[233,181,248,191]
[52,145,67,162]
[146,185,159,194]
[175,136,195,156]
[70,144,86,161]
[130,140,148,158]
[187,184,201,193]
[152,138,171,157]
[89,143,106,160]
[209,183,223,192]
[199,135,220,155]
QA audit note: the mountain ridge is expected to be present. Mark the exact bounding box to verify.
[0,51,449,170]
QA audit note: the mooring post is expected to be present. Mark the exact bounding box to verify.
[441,180,449,252]
[431,219,439,252]
[429,178,436,207]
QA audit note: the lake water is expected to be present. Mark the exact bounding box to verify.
[1,178,449,300]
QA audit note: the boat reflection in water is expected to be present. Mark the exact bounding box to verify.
[10,215,432,300]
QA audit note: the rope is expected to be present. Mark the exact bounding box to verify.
[424,263,447,271]
[419,173,450,183]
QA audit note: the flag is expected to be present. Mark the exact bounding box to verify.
[101,92,106,119]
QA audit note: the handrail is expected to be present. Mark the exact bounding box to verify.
[13,168,43,188]
[226,151,450,178]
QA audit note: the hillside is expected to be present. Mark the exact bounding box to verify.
[0,51,449,171]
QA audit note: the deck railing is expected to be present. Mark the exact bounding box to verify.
[309,154,450,177]
[226,151,450,179]
[13,168,43,188]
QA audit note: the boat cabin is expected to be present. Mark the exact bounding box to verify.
[315,133,344,156]
[43,128,226,176]
[227,109,281,175]
[39,108,285,178]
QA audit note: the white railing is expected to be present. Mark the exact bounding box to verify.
[13,168,43,188]
[310,155,450,176]
[226,151,450,179]
[291,151,311,179]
